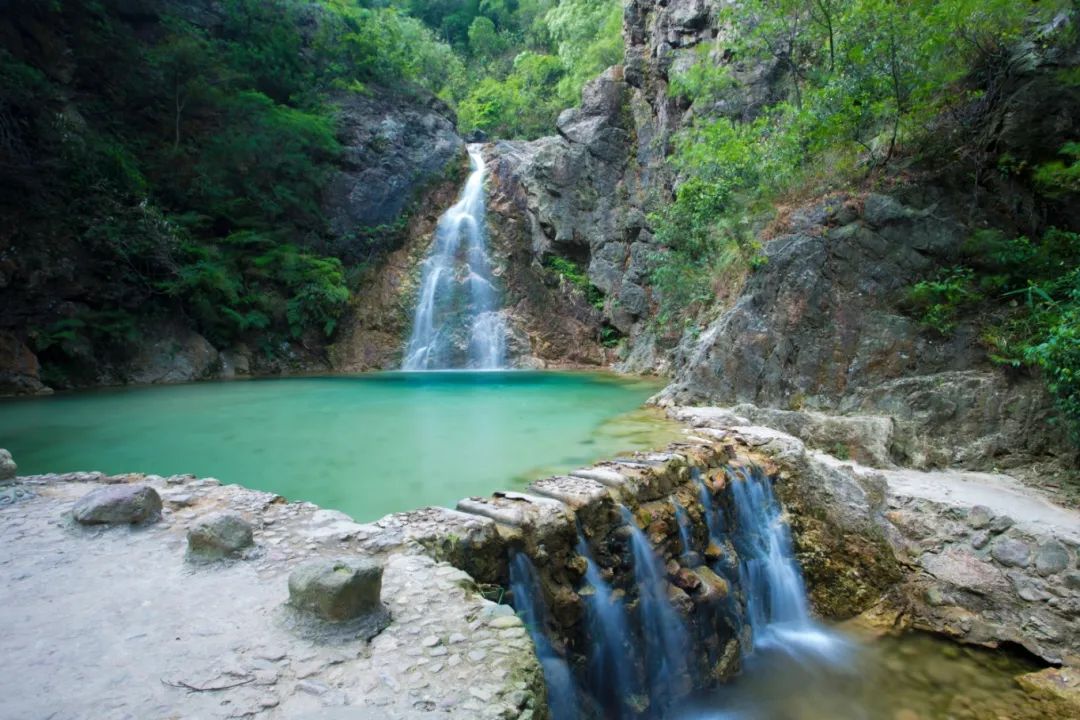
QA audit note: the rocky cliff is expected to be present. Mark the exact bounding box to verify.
[485,0,1079,479]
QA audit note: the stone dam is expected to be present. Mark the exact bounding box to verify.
[2,405,1079,719]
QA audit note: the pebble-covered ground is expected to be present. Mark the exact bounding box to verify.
[0,473,544,720]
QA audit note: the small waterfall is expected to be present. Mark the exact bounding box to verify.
[619,506,691,713]
[694,468,725,543]
[509,554,581,718]
[575,530,637,717]
[671,500,695,559]
[726,466,848,662]
[403,145,507,370]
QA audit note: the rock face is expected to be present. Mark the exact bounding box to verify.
[72,484,162,525]
[0,449,16,481]
[0,331,50,396]
[321,89,465,260]
[187,511,254,560]
[288,557,389,627]
[657,194,1076,475]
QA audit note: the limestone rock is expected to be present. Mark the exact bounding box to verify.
[72,484,162,525]
[124,321,221,385]
[187,512,254,560]
[0,449,16,481]
[288,557,387,624]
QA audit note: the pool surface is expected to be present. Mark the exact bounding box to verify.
[0,371,677,522]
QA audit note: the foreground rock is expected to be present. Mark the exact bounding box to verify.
[186,511,254,560]
[72,483,162,525]
[0,448,15,481]
[288,557,387,627]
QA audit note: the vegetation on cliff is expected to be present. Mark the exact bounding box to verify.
[0,0,613,384]
[652,0,1080,439]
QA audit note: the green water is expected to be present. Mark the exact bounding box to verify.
[0,371,677,522]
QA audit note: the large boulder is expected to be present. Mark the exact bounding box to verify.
[288,557,389,627]
[0,448,16,481]
[72,484,162,525]
[187,511,254,560]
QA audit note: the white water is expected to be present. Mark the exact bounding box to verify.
[725,466,850,664]
[402,145,507,370]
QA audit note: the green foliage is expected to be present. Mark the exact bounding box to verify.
[652,0,1071,322]
[909,267,980,334]
[908,229,1080,439]
[545,255,604,309]
[454,0,624,138]
[1033,142,1080,198]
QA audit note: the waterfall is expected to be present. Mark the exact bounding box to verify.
[694,468,725,543]
[725,466,848,662]
[509,554,581,719]
[619,506,691,713]
[403,145,507,370]
[575,529,637,717]
[671,500,695,559]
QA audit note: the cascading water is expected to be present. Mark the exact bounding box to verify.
[575,529,637,717]
[724,466,848,662]
[509,554,582,719]
[671,500,695,559]
[619,506,691,713]
[402,145,507,370]
[694,468,725,542]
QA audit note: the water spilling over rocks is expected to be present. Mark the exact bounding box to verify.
[403,145,508,370]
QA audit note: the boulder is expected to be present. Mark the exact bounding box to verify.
[1034,540,1071,577]
[72,484,162,525]
[990,537,1033,568]
[0,448,16,481]
[288,557,388,625]
[187,512,254,560]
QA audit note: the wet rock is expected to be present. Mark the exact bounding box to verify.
[0,449,16,481]
[72,484,162,525]
[990,538,1033,568]
[288,557,387,623]
[690,566,729,602]
[1034,541,1070,577]
[0,330,50,395]
[1016,667,1080,714]
[187,512,254,560]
